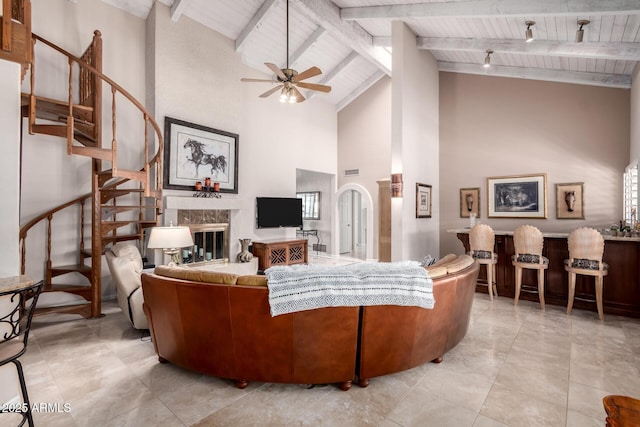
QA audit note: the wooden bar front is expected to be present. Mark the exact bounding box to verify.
[453,230,640,319]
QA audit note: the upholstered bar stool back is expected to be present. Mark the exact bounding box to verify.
[512,225,549,309]
[468,224,498,301]
[565,227,608,320]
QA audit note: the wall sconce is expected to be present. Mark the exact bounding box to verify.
[525,21,535,42]
[576,19,590,43]
[391,173,403,198]
[147,222,194,266]
[483,49,493,68]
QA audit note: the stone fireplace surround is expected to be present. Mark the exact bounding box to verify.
[157,196,243,265]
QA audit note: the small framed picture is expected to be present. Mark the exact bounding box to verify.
[556,182,584,219]
[460,187,480,218]
[416,183,432,218]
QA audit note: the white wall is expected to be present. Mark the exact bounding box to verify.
[296,169,334,254]
[391,21,440,261]
[337,77,391,259]
[631,64,640,163]
[149,3,337,258]
[0,59,22,407]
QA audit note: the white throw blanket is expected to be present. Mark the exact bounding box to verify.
[265,261,434,317]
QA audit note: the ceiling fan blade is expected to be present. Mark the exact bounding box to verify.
[296,82,332,93]
[295,66,322,82]
[259,85,284,98]
[241,78,274,83]
[265,63,287,81]
[291,85,306,103]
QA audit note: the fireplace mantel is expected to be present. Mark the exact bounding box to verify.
[165,195,242,211]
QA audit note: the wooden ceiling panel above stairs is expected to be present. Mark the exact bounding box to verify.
[11,1,164,320]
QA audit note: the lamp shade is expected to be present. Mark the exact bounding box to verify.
[147,225,194,250]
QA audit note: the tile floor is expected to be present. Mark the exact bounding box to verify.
[8,285,640,426]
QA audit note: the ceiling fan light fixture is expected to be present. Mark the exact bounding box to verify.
[576,19,590,43]
[525,20,535,42]
[483,49,493,68]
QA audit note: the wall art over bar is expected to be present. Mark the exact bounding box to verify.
[487,173,547,219]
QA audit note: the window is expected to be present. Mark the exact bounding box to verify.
[624,161,638,226]
[297,191,320,220]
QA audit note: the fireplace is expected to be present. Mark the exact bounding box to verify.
[177,209,230,265]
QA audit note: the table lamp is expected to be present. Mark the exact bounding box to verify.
[147,223,194,266]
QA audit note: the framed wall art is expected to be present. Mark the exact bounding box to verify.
[163,116,239,193]
[487,173,547,219]
[416,183,432,218]
[556,182,584,219]
[460,187,480,218]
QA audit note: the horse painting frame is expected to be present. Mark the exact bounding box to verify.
[487,173,547,219]
[164,117,238,193]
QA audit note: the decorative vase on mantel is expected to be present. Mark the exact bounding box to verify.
[237,238,253,263]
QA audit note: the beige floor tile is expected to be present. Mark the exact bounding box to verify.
[480,383,567,427]
[12,292,640,427]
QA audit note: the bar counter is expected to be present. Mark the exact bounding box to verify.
[449,228,640,319]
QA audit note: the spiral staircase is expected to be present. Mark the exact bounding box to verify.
[2,0,163,318]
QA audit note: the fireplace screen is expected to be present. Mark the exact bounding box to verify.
[181,223,229,264]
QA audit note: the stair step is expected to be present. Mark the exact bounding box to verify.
[101,220,157,234]
[113,169,146,183]
[102,205,151,219]
[101,188,145,204]
[101,234,143,245]
[70,145,112,161]
[21,93,95,123]
[35,290,92,319]
[50,264,92,279]
[43,284,92,298]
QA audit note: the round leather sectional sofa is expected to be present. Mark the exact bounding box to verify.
[141,254,479,390]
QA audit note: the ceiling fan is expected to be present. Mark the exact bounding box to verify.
[240,0,332,103]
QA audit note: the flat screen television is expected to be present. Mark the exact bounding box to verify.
[256,197,303,229]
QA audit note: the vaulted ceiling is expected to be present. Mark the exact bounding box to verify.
[104,0,640,110]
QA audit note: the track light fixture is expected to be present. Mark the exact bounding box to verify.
[576,19,590,43]
[525,20,535,42]
[483,49,493,68]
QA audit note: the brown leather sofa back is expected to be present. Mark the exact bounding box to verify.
[142,274,359,390]
[142,256,479,389]
[357,261,479,385]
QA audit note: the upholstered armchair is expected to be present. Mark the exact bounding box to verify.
[105,242,149,329]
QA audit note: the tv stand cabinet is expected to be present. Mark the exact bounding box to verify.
[251,239,308,271]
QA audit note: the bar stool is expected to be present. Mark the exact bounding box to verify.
[469,224,498,301]
[565,227,608,320]
[512,225,548,309]
[0,280,43,427]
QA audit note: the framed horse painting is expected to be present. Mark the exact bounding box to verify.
[164,117,239,193]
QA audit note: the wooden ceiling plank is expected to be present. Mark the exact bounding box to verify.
[341,0,640,20]
[307,50,359,100]
[293,0,392,75]
[439,61,632,88]
[289,25,326,66]
[412,37,640,61]
[170,0,191,22]
[235,0,279,52]
[336,70,386,112]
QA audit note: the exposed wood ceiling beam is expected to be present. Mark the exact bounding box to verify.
[293,0,392,75]
[169,0,191,22]
[341,0,640,20]
[439,61,632,88]
[289,26,326,67]
[373,36,640,61]
[307,51,359,100]
[235,0,278,52]
[336,70,386,112]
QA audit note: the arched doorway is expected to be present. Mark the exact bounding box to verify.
[335,184,374,261]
